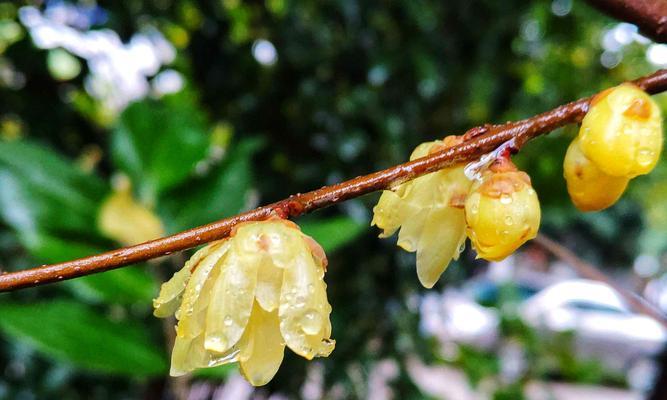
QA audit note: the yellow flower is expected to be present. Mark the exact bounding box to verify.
[563,137,629,212]
[153,219,334,386]
[371,137,471,288]
[98,178,165,246]
[578,83,663,178]
[464,159,540,261]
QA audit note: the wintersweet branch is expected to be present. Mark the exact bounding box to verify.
[1,69,667,292]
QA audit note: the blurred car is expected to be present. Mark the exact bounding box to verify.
[420,277,542,350]
[423,278,667,390]
[520,279,667,390]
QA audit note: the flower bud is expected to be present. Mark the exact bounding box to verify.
[372,137,471,288]
[464,160,540,261]
[578,83,663,178]
[563,137,629,212]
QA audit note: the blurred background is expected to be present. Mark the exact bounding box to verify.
[1,0,667,399]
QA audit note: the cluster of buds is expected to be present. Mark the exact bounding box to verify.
[372,136,540,286]
[154,218,334,386]
[564,83,663,211]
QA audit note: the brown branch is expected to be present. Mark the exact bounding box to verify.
[534,234,667,329]
[0,69,666,292]
[585,0,667,43]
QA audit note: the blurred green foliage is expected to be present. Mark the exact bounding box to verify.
[0,0,665,398]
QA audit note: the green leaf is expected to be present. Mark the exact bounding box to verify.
[160,138,262,232]
[66,268,157,305]
[0,141,155,304]
[0,300,167,377]
[194,364,236,379]
[300,216,366,253]
[112,94,209,201]
[0,141,106,237]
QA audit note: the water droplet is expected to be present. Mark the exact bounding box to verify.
[295,295,306,308]
[470,204,479,214]
[637,148,654,166]
[208,349,239,366]
[505,216,513,225]
[500,194,512,204]
[224,315,233,326]
[458,242,466,254]
[301,310,323,335]
[307,284,315,294]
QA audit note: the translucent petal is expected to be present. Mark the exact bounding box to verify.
[371,190,404,238]
[175,241,230,338]
[401,172,440,206]
[255,255,284,312]
[170,335,198,377]
[409,141,440,160]
[397,207,429,252]
[154,242,217,318]
[279,244,334,360]
[302,234,328,270]
[170,334,239,377]
[416,206,467,288]
[235,220,303,269]
[153,266,191,318]
[238,302,285,386]
[204,241,260,353]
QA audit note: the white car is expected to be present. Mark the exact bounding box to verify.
[520,279,667,389]
[422,278,667,390]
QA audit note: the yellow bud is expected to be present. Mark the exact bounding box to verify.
[578,83,663,178]
[563,137,629,212]
[371,137,472,288]
[464,161,540,261]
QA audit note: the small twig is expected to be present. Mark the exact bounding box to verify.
[534,234,667,329]
[0,69,666,292]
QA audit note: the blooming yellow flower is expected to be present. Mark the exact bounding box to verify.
[153,219,334,386]
[371,137,471,288]
[578,83,663,178]
[563,137,629,212]
[464,159,540,261]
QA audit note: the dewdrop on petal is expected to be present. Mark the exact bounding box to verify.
[153,218,334,386]
[372,136,472,288]
[564,137,629,212]
[578,83,663,178]
[464,158,540,261]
